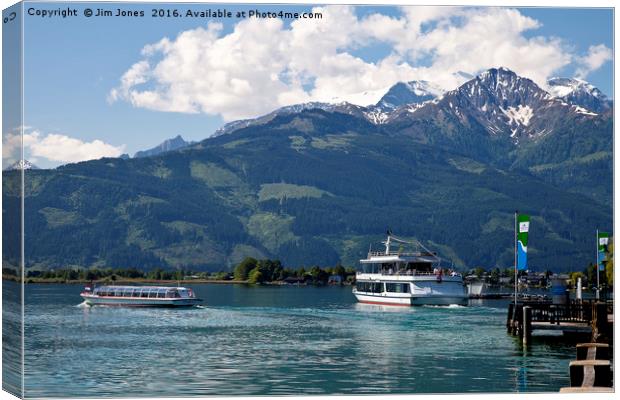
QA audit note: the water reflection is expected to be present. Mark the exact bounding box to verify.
[21,283,575,397]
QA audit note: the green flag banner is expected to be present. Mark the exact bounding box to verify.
[597,231,609,271]
[517,214,530,271]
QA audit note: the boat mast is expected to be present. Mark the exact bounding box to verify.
[385,234,391,255]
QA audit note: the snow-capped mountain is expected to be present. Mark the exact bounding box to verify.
[211,67,610,144]
[386,67,601,142]
[214,81,446,134]
[375,80,444,111]
[359,80,444,124]
[4,159,39,170]
[213,102,368,136]
[547,77,612,114]
[134,135,195,158]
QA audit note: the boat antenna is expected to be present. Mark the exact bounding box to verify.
[388,233,441,263]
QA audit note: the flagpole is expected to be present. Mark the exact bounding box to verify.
[514,210,518,306]
[596,229,599,301]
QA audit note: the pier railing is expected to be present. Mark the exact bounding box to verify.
[521,300,594,324]
[507,300,612,345]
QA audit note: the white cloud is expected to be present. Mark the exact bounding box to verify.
[2,128,125,166]
[575,44,612,78]
[109,6,596,122]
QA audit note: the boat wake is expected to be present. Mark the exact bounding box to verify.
[423,304,466,309]
[75,301,91,308]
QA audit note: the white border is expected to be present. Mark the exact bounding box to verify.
[0,2,616,400]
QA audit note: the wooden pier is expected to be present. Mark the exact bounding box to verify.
[506,300,612,345]
[508,299,614,391]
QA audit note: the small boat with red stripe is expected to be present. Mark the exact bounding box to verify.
[80,284,203,307]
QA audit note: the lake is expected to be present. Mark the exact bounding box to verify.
[6,282,577,397]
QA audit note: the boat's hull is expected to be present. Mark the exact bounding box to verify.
[354,292,468,306]
[81,294,202,307]
[353,275,468,306]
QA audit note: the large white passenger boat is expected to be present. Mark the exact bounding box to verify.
[353,233,468,306]
[80,285,203,307]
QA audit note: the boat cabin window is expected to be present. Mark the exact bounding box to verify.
[408,262,432,272]
[386,283,410,293]
[355,281,383,293]
[92,286,188,298]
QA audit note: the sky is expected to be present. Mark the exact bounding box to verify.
[1,2,614,169]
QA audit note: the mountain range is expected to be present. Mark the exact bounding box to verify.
[4,159,39,171]
[2,67,612,272]
[133,135,195,158]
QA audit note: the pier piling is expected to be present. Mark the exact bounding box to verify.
[507,303,514,332]
[592,302,609,342]
[522,306,531,346]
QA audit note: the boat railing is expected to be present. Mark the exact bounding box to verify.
[367,251,435,257]
[356,270,461,277]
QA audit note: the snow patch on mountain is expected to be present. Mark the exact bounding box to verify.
[573,105,598,116]
[547,77,611,114]
[501,105,534,128]
[376,80,444,111]
[324,87,391,108]
[548,77,597,98]
[363,108,390,124]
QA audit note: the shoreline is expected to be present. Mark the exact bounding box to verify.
[2,275,352,286]
[2,275,249,285]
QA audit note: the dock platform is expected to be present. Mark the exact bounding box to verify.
[531,321,592,334]
[506,300,612,344]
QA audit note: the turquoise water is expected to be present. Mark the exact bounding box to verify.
[16,283,576,397]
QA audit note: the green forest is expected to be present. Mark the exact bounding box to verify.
[2,107,612,273]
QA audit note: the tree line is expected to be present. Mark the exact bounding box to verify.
[2,257,356,285]
[232,257,354,284]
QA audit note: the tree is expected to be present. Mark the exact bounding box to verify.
[248,267,264,284]
[584,262,604,289]
[309,265,329,284]
[605,240,614,286]
[585,263,594,287]
[489,268,500,284]
[310,266,321,279]
[234,257,257,281]
[212,271,230,280]
[569,271,584,288]
[333,264,346,278]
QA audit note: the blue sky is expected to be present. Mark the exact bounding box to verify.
[4,2,614,168]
